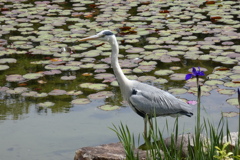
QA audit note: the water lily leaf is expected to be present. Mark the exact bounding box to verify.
[22,91,38,97]
[35,93,48,98]
[71,98,91,105]
[0,65,9,71]
[94,73,115,80]
[37,102,55,108]
[80,63,94,68]
[154,69,174,76]
[23,73,43,80]
[6,87,28,94]
[6,74,25,82]
[93,64,109,70]
[222,112,238,118]
[49,89,66,96]
[153,78,168,84]
[125,47,145,53]
[168,88,187,94]
[61,76,76,80]
[0,58,17,64]
[204,80,224,86]
[226,98,239,106]
[43,70,62,75]
[88,91,114,99]
[217,89,235,95]
[169,73,186,80]
[138,76,156,82]
[0,87,9,92]
[80,83,108,90]
[98,105,120,111]
[224,82,240,88]
[66,90,83,96]
[110,81,119,87]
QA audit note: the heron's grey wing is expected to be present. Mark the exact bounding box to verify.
[129,83,192,117]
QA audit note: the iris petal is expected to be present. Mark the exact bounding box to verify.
[192,67,197,76]
[185,74,193,80]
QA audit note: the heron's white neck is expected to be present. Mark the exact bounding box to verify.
[109,36,129,90]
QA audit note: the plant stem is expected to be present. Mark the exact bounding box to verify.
[196,76,201,151]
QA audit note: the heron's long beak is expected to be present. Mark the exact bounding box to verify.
[78,35,99,42]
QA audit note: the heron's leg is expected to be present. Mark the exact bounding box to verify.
[144,116,148,139]
[148,117,153,131]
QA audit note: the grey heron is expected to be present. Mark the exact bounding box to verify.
[79,30,193,138]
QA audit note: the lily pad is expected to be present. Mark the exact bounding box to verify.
[218,89,235,95]
[226,98,239,106]
[87,91,114,99]
[98,105,120,111]
[48,89,67,96]
[6,74,25,82]
[71,98,91,105]
[37,102,55,108]
[154,69,174,76]
[80,83,108,90]
[168,88,187,94]
[0,65,9,71]
[61,76,76,80]
[6,87,28,94]
[0,58,17,64]
[66,90,83,96]
[222,112,239,118]
[204,80,224,86]
[23,73,43,80]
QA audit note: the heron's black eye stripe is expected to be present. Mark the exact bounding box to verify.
[132,89,137,95]
[103,31,114,35]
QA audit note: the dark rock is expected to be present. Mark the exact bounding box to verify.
[74,142,147,160]
[223,132,239,149]
[164,133,206,157]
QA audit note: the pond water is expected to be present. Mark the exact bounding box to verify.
[0,0,240,159]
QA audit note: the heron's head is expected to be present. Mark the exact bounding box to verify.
[78,30,114,42]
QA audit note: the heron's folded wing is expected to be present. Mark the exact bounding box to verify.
[129,88,188,116]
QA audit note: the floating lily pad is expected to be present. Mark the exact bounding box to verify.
[138,76,156,82]
[153,78,168,84]
[23,73,43,80]
[98,105,120,111]
[61,76,76,80]
[66,90,83,96]
[154,69,174,76]
[204,80,224,86]
[170,73,186,80]
[218,89,235,95]
[224,82,240,88]
[222,112,238,118]
[0,58,17,64]
[48,89,66,96]
[37,102,55,108]
[6,74,25,82]
[71,98,91,105]
[80,83,108,90]
[226,98,239,106]
[6,87,28,94]
[43,70,62,75]
[0,65,9,71]
[168,88,187,94]
[87,91,114,99]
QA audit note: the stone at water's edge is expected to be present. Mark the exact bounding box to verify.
[74,142,147,160]
[74,132,239,160]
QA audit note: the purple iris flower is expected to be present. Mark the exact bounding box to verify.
[185,67,205,80]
